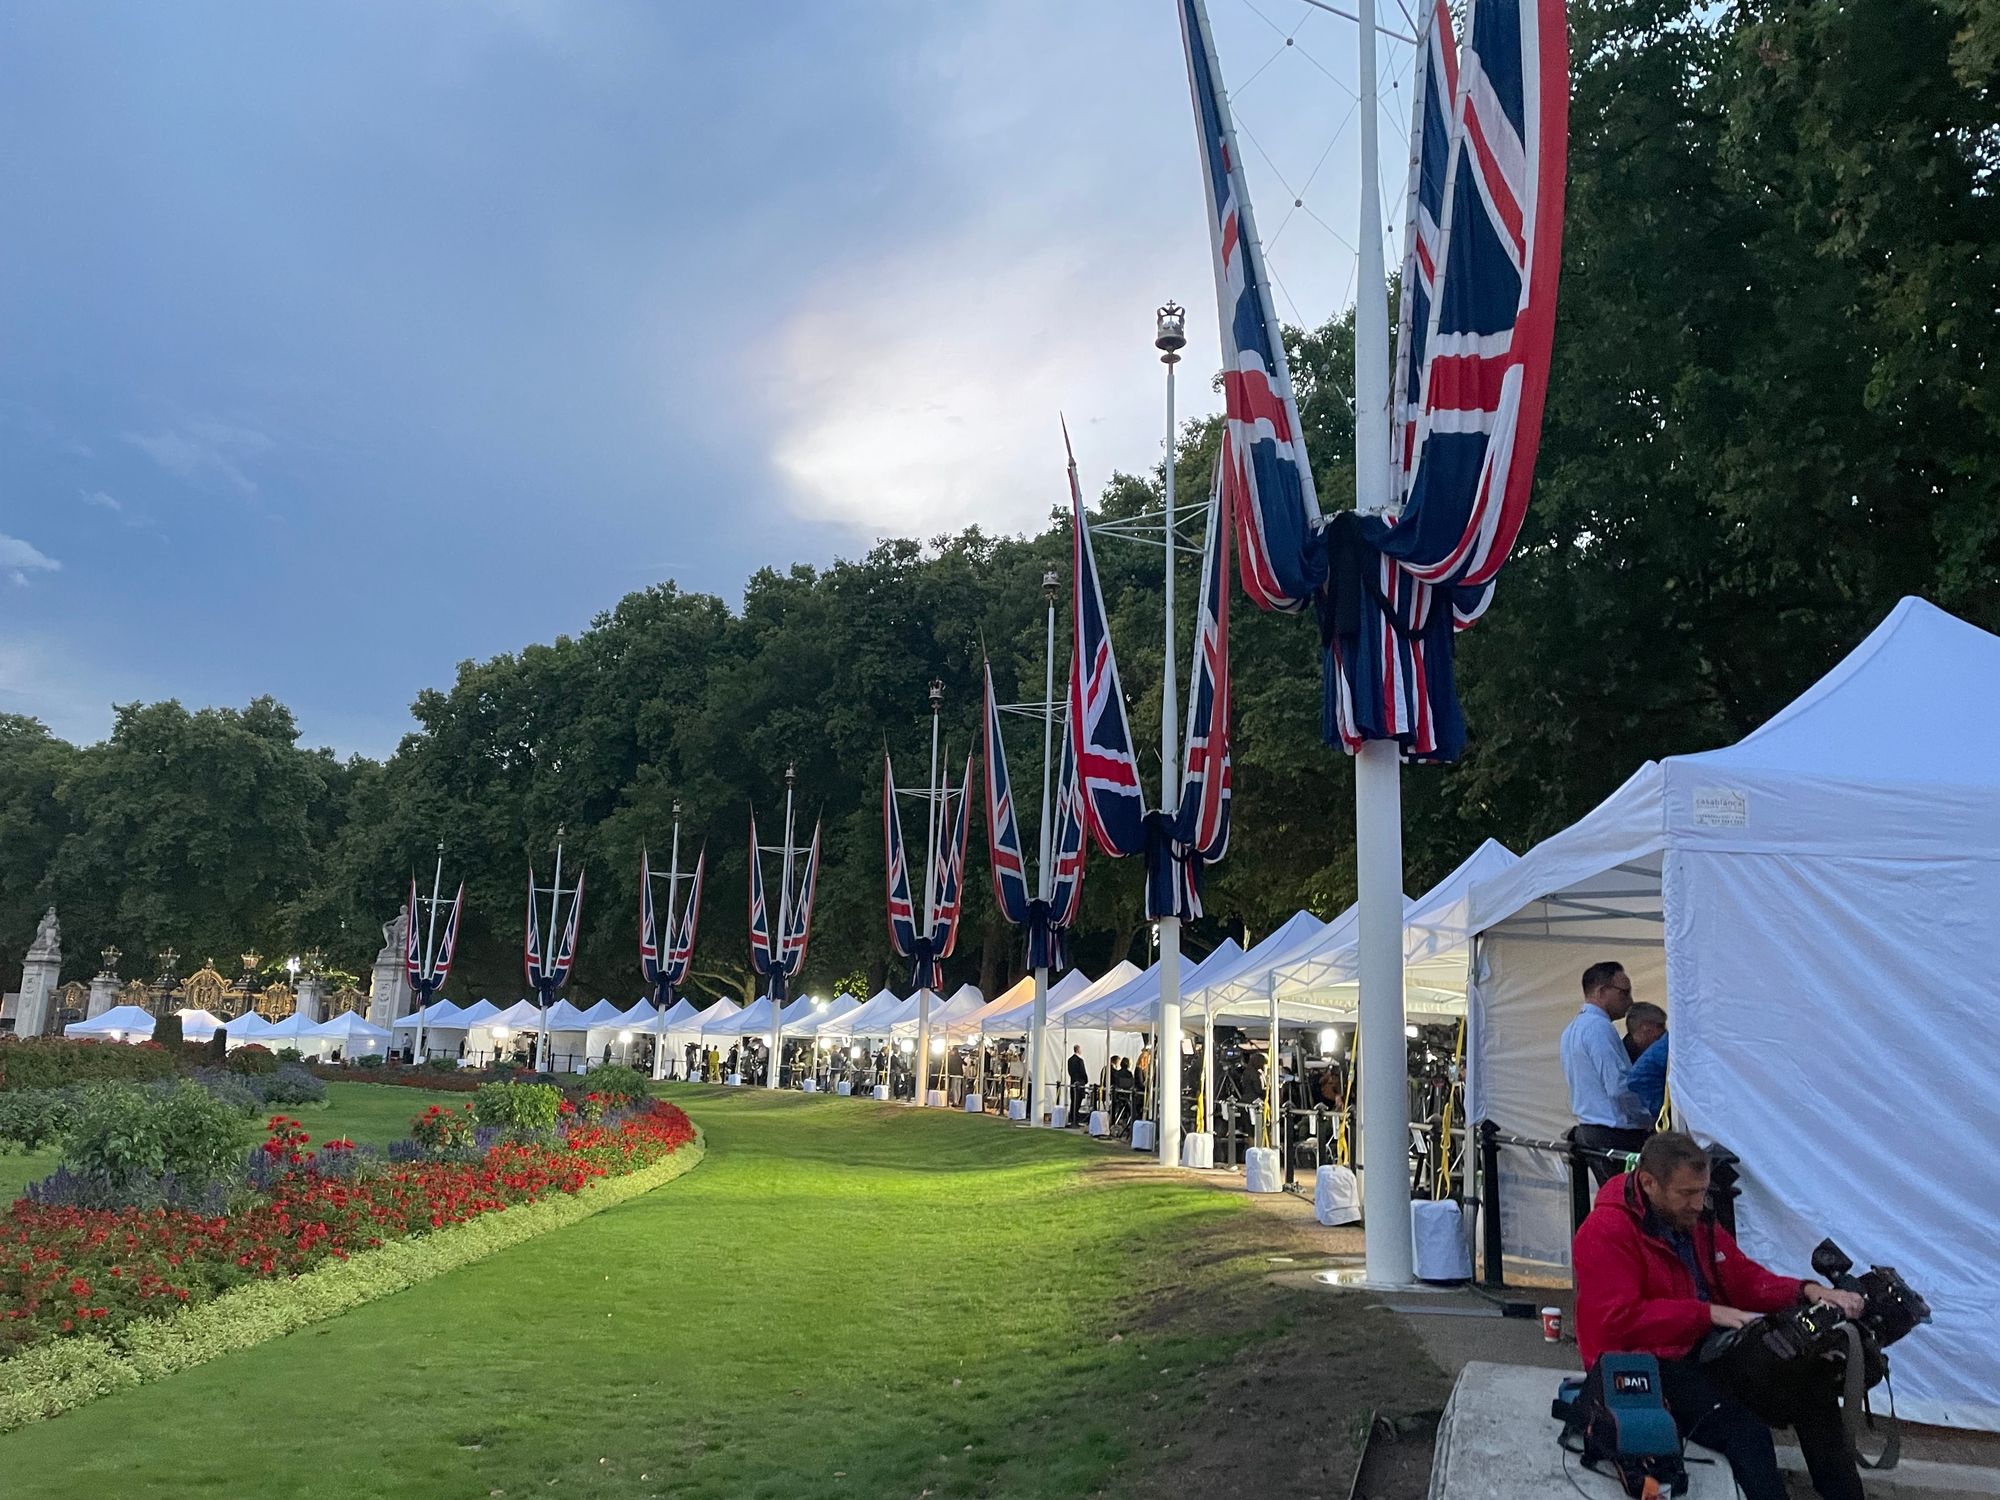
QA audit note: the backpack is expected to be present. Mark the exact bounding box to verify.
[1554,1355,1689,1499]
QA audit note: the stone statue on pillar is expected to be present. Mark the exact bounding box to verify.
[293,949,326,1023]
[367,906,412,1029]
[13,907,62,1038]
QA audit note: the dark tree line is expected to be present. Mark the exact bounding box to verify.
[3,0,1994,1006]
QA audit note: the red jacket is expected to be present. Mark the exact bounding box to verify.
[1572,1172,1804,1368]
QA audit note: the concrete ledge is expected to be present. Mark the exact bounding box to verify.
[1429,1361,1996,1500]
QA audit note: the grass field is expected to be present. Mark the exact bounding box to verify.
[0,1086,1445,1499]
[0,1079,461,1203]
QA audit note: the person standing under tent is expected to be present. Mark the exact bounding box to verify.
[1066,1045,1089,1123]
[1560,962,1653,1184]
[1134,1035,1153,1110]
[1624,1003,1669,1124]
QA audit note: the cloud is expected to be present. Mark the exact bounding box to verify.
[122,419,272,496]
[0,533,60,586]
[79,488,121,512]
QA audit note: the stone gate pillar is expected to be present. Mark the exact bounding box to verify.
[87,948,121,1019]
[14,908,61,1038]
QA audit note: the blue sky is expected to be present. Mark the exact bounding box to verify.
[0,0,1417,756]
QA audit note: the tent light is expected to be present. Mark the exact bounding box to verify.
[930,1037,946,1054]
[1405,1024,1419,1039]
[493,1025,511,1040]
[899,1038,914,1055]
[617,1030,633,1043]
[848,1045,861,1060]
[1317,1029,1337,1053]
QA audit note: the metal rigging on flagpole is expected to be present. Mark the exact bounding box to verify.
[885,681,972,1105]
[981,569,1084,1126]
[750,766,823,1090]
[641,800,706,1081]
[524,828,586,1074]
[406,842,465,1066]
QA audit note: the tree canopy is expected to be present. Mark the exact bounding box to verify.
[3,0,1995,1005]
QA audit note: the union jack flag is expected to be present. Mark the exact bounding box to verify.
[1179,0,1325,615]
[524,866,583,993]
[1393,0,1459,507]
[928,757,972,961]
[747,811,772,976]
[406,877,465,991]
[641,847,704,1001]
[1066,427,1145,858]
[1330,0,1569,761]
[664,847,704,988]
[1171,462,1233,917]
[778,819,821,972]
[984,658,1088,973]
[882,754,920,958]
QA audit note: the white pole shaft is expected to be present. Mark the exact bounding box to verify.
[1158,351,1183,1169]
[1031,594,1057,1123]
[770,778,795,1090]
[542,840,563,1074]
[917,705,941,1104]
[416,852,443,1064]
[1354,0,1413,1287]
[655,818,681,1081]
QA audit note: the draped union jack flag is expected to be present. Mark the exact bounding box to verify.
[778,819,821,972]
[747,811,773,976]
[1179,0,1325,615]
[1066,427,1146,858]
[406,877,465,992]
[1393,0,1460,509]
[524,867,584,994]
[1046,725,1087,946]
[883,751,968,992]
[641,846,704,1003]
[883,754,920,958]
[1327,0,1568,761]
[985,658,1089,973]
[981,661,1030,922]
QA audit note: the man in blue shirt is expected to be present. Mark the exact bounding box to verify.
[1559,961,1653,1183]
[1624,1002,1668,1122]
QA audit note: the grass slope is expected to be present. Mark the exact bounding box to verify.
[0,1086,1442,1499]
[0,1080,462,1204]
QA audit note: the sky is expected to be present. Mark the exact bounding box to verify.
[0,0,1422,757]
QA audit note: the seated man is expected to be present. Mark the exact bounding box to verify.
[1573,1132,1867,1500]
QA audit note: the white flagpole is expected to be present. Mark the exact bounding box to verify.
[540,831,564,1074]
[770,767,795,1090]
[1156,304,1186,1169]
[1353,0,1414,1288]
[1031,570,1059,1125]
[415,842,444,1065]
[655,804,682,1081]
[916,681,941,1104]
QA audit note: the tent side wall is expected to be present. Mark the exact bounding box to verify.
[1669,845,2000,1432]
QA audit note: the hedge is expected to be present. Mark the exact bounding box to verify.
[0,1126,704,1432]
[0,1039,178,1093]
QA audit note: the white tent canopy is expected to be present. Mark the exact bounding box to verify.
[786,995,859,1037]
[65,1004,157,1040]
[1271,838,1519,1018]
[703,994,776,1038]
[974,968,1093,1035]
[392,1000,469,1035]
[1063,941,1244,1031]
[224,1010,275,1043]
[822,988,909,1038]
[174,1008,228,1042]
[890,984,986,1039]
[260,1011,329,1048]
[1468,598,2000,1432]
[312,1011,392,1050]
[1182,909,1335,1022]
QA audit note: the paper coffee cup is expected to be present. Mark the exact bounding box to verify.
[1541,1306,1563,1342]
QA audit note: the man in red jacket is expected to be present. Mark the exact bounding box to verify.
[1573,1132,1867,1500]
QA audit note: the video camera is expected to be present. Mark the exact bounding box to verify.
[1697,1238,1929,1422]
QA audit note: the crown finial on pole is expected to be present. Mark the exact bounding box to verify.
[928,679,944,713]
[1155,301,1187,364]
[785,762,796,787]
[1042,568,1059,601]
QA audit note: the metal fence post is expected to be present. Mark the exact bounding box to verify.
[1567,1133,1592,1239]
[1478,1120,1505,1287]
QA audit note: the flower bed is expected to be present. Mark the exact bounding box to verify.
[0,1100,696,1360]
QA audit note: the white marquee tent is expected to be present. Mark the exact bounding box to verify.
[64,1004,157,1041]
[174,1007,228,1042]
[1466,598,2000,1431]
[972,968,1093,1036]
[890,984,986,1039]
[312,1011,392,1054]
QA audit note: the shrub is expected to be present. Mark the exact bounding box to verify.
[206,1028,227,1062]
[0,1038,177,1093]
[424,1055,460,1075]
[0,1090,81,1153]
[274,1047,303,1064]
[62,1081,249,1196]
[253,1066,326,1107]
[224,1045,278,1077]
[354,1053,385,1070]
[471,1082,560,1135]
[578,1064,650,1110]
[153,1013,183,1051]
[188,1069,261,1117]
[409,1103,476,1153]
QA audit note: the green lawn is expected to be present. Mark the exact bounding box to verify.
[0,1086,1443,1499]
[0,1079,461,1204]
